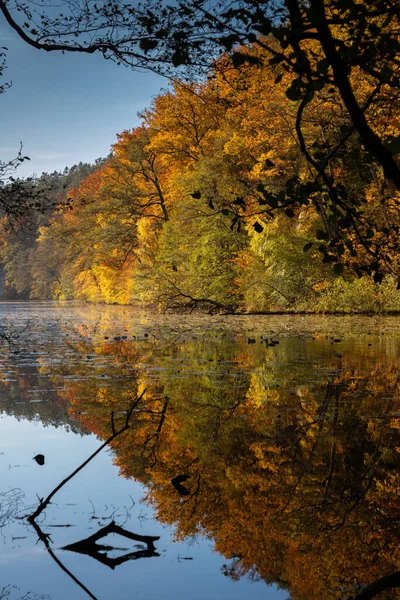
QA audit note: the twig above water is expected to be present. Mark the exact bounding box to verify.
[27,389,146,523]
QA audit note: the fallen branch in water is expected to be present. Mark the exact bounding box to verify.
[159,280,237,314]
[0,320,31,345]
[25,389,157,600]
[28,389,146,523]
[63,520,160,569]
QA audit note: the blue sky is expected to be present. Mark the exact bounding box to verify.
[0,21,166,178]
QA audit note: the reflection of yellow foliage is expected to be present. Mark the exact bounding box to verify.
[41,332,400,600]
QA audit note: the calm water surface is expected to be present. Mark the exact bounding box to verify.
[1,302,400,600]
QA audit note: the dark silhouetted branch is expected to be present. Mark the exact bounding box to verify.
[28,390,146,522]
[62,520,160,569]
[351,571,400,599]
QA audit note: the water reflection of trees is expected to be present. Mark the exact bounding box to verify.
[31,337,400,598]
[0,349,84,431]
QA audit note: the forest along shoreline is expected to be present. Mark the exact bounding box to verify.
[2,37,400,314]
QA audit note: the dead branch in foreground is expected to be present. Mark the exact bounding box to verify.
[24,389,164,600]
[28,389,146,523]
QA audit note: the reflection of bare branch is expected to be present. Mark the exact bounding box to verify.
[25,394,151,600]
[0,488,25,527]
[133,396,170,467]
[323,384,340,501]
[63,520,160,569]
[282,381,336,512]
[185,473,202,520]
[28,518,98,600]
[28,390,146,522]
[0,585,16,600]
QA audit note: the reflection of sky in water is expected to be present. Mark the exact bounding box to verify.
[0,416,284,600]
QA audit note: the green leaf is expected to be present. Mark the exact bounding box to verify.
[253,221,264,233]
[339,217,352,229]
[190,190,201,199]
[384,136,400,155]
[269,54,284,66]
[232,197,246,208]
[256,18,271,35]
[323,253,337,264]
[171,49,189,67]
[220,34,237,51]
[231,52,259,68]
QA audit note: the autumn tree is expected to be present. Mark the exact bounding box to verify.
[106,127,170,223]
[3,52,400,310]
[1,1,400,273]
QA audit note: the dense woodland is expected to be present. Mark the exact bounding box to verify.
[2,41,400,313]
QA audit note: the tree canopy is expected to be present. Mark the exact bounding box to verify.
[1,0,400,276]
[1,0,399,179]
[1,64,400,310]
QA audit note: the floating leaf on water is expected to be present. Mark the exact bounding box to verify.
[33,454,45,466]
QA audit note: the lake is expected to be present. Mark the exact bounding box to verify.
[1,302,400,600]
